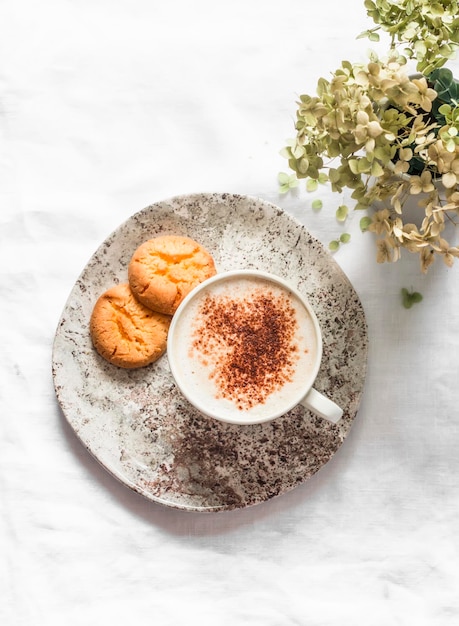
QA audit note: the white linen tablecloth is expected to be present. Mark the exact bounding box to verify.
[2,1,459,624]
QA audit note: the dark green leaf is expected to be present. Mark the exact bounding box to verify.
[401,288,423,309]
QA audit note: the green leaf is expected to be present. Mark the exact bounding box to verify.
[348,159,360,175]
[410,292,423,304]
[279,147,292,159]
[340,233,351,243]
[430,3,445,17]
[277,172,298,194]
[328,168,340,183]
[414,40,427,59]
[306,179,319,192]
[298,157,310,175]
[370,161,384,177]
[336,205,349,222]
[311,199,323,211]
[360,216,373,232]
[277,172,289,185]
[438,103,452,116]
[357,29,379,41]
[329,240,340,252]
[292,145,305,159]
[402,288,423,309]
[402,288,413,309]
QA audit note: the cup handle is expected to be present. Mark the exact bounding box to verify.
[300,387,343,423]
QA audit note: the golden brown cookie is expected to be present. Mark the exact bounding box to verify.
[128,235,217,315]
[90,283,171,369]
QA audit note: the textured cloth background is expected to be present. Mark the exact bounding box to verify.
[2,1,459,624]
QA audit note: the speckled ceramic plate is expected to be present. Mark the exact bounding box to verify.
[52,193,368,512]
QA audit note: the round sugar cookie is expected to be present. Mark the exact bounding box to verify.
[90,283,171,369]
[128,235,217,315]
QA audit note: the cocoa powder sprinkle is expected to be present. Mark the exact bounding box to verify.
[190,287,300,410]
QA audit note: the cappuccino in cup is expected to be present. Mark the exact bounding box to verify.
[167,270,343,425]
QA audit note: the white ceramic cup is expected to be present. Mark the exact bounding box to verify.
[167,270,343,425]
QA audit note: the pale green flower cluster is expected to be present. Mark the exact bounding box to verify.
[287,57,437,186]
[361,0,459,74]
[283,52,459,272]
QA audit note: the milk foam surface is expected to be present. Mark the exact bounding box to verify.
[170,276,319,421]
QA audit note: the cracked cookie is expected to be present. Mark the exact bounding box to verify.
[128,235,217,315]
[90,283,171,368]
